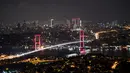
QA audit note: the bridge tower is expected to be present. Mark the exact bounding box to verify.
[34,34,41,50]
[80,30,86,55]
[72,18,81,29]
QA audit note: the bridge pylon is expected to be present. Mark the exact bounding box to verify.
[34,34,41,50]
[79,30,86,55]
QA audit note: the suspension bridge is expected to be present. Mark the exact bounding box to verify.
[0,29,91,60]
[0,40,90,60]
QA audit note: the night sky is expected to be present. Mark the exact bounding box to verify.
[0,0,130,23]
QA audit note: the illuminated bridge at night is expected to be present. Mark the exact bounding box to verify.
[0,40,91,60]
[0,29,94,60]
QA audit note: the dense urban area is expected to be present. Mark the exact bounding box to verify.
[0,19,130,73]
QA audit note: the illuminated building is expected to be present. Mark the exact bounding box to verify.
[66,19,71,28]
[50,19,54,27]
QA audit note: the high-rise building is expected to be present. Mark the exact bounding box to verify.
[112,20,118,26]
[66,19,71,28]
[17,22,21,28]
[50,19,54,27]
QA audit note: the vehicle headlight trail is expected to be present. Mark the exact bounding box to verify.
[16,41,80,57]
[1,41,89,60]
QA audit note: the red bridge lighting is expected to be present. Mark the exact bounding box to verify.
[80,30,86,55]
[34,34,41,50]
